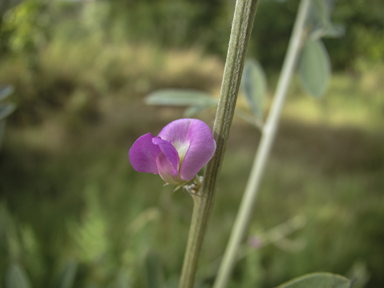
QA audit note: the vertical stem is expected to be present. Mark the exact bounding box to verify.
[213,0,311,287]
[178,1,260,287]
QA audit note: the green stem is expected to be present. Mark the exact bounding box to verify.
[178,1,260,287]
[213,0,311,287]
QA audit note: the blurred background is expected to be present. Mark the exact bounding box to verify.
[0,0,383,287]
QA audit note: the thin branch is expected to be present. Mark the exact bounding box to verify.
[213,0,311,287]
[178,1,260,287]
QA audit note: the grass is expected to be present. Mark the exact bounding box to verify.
[1,119,383,287]
[0,38,383,287]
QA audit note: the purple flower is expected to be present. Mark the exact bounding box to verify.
[129,119,216,186]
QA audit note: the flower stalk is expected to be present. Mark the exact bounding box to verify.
[213,0,311,287]
[178,0,260,287]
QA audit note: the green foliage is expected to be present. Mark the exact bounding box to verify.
[0,121,5,147]
[0,203,44,286]
[52,260,77,288]
[238,251,263,288]
[0,85,16,148]
[144,251,165,288]
[145,58,268,122]
[308,0,344,39]
[0,102,16,121]
[251,0,384,69]
[299,39,331,97]
[145,89,217,117]
[184,106,210,118]
[71,186,110,264]
[241,59,267,119]
[276,272,351,288]
[0,0,380,126]
[6,263,32,288]
[0,37,222,125]
[145,89,217,107]
[2,0,50,55]
[346,261,370,288]
[111,0,231,55]
[1,99,384,286]
[1,0,383,68]
[108,271,131,288]
[0,85,16,123]
[0,85,14,101]
[4,242,77,288]
[324,0,384,68]
[309,0,334,30]
[0,0,383,286]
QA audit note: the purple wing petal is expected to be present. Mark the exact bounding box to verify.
[152,137,180,175]
[129,133,160,174]
[180,119,216,181]
[156,153,181,185]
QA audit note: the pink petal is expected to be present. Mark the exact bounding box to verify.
[158,119,216,181]
[180,120,216,181]
[152,137,180,176]
[158,118,191,144]
[128,133,160,174]
[156,152,181,185]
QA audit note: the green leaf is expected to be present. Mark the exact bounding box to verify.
[309,0,334,29]
[53,260,77,288]
[241,59,267,119]
[276,272,352,288]
[145,89,217,108]
[0,86,14,102]
[308,0,343,40]
[6,263,32,288]
[311,23,345,40]
[144,251,165,288]
[183,105,214,117]
[0,121,5,148]
[322,24,345,38]
[299,39,331,98]
[0,103,16,120]
[312,0,329,26]
[108,271,131,288]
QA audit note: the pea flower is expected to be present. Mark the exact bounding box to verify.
[129,118,216,187]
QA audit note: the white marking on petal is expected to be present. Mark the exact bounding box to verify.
[172,140,190,163]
